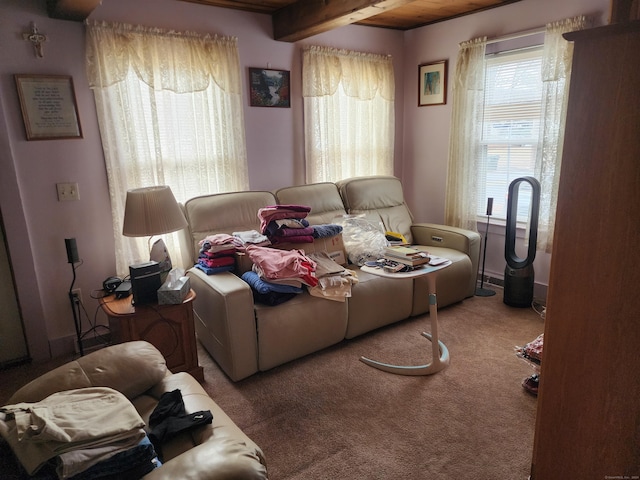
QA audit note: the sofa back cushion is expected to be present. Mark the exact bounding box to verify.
[8,341,168,405]
[181,191,276,264]
[274,182,347,225]
[336,176,415,244]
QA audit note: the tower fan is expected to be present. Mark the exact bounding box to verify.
[504,176,540,307]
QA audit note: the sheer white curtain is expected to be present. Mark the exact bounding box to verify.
[446,16,587,244]
[445,37,487,232]
[535,15,587,253]
[302,46,394,183]
[86,21,249,276]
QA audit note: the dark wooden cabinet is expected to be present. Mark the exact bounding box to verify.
[100,289,204,382]
[531,21,640,479]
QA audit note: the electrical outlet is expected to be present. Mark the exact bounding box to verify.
[71,288,82,305]
[56,182,80,201]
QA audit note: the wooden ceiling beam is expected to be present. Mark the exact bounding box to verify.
[273,0,417,42]
[46,0,102,21]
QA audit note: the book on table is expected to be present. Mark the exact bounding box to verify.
[384,245,428,259]
[384,245,431,266]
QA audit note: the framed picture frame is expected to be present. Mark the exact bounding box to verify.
[248,68,290,108]
[418,60,448,106]
[14,74,83,140]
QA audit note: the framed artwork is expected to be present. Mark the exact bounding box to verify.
[248,68,290,108]
[418,60,448,106]
[14,74,83,140]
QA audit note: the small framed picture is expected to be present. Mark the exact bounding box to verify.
[14,74,83,140]
[248,68,290,108]
[418,60,448,107]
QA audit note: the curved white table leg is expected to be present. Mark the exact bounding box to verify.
[360,274,450,376]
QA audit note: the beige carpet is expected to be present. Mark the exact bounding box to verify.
[196,290,544,480]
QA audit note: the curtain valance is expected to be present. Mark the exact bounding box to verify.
[302,46,394,101]
[85,21,241,94]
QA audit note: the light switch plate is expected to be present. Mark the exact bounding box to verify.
[56,182,80,201]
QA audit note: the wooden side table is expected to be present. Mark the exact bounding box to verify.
[99,289,204,382]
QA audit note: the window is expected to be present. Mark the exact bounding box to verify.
[478,47,543,222]
[302,46,395,184]
[86,22,248,275]
[446,17,586,252]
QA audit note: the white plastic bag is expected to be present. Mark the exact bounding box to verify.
[334,214,388,266]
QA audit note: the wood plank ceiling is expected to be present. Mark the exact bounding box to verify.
[47,0,521,42]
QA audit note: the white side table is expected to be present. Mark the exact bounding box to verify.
[360,260,451,375]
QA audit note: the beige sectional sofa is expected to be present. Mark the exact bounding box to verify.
[178,176,481,381]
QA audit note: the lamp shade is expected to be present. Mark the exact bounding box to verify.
[122,186,188,237]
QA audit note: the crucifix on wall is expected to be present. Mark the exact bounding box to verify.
[23,22,47,58]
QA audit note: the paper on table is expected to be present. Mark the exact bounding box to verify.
[428,256,449,266]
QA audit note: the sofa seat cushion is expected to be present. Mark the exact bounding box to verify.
[254,291,348,371]
[344,267,414,338]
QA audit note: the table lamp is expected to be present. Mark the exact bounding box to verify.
[122,185,188,285]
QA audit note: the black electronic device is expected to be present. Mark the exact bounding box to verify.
[475,197,496,297]
[65,238,79,264]
[504,176,541,308]
[103,276,123,294]
[114,280,132,299]
[129,261,162,305]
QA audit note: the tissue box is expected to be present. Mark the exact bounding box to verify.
[157,276,191,305]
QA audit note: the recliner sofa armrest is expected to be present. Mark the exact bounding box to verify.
[187,268,259,382]
[142,437,268,480]
[411,222,481,283]
[411,223,480,255]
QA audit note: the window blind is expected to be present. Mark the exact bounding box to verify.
[479,47,543,222]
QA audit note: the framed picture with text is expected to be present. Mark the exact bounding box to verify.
[248,68,290,108]
[14,74,82,140]
[418,60,448,106]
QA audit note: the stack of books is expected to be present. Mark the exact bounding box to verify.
[383,245,431,267]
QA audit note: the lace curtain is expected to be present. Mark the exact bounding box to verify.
[535,15,587,253]
[302,46,394,183]
[86,21,249,276]
[444,37,487,232]
[445,15,587,249]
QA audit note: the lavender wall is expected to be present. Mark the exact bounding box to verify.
[0,0,610,360]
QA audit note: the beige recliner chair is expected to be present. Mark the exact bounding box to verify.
[4,341,268,480]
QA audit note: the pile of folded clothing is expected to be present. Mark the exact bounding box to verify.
[258,205,344,245]
[242,245,318,305]
[195,233,240,275]
[0,387,160,480]
[232,229,271,250]
[258,205,314,244]
[311,223,343,239]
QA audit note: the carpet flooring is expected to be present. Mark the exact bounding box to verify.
[196,290,544,480]
[0,289,544,480]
